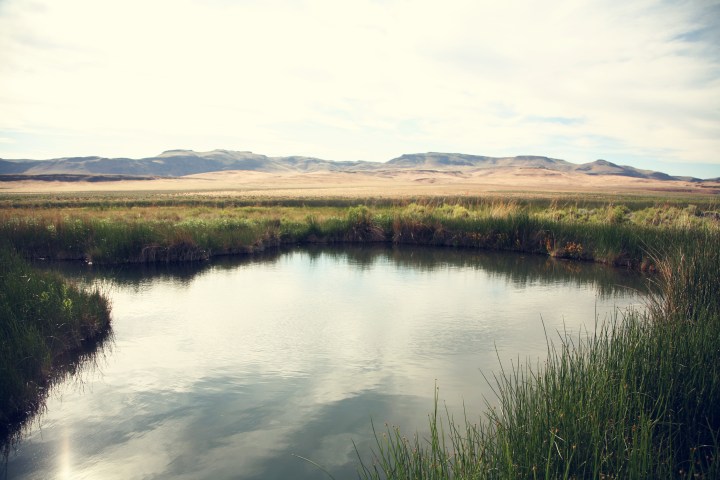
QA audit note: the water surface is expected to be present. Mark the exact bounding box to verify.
[4,246,650,479]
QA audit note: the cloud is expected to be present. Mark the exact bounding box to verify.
[0,0,718,176]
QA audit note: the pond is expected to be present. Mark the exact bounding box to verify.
[3,246,650,479]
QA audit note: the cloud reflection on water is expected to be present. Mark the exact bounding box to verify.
[6,246,650,479]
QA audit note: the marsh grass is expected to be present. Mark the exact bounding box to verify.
[1,196,716,266]
[1,193,718,476]
[356,233,720,479]
[0,245,112,443]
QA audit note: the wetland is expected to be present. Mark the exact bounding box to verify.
[1,193,718,478]
[3,246,649,479]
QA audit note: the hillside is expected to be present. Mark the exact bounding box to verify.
[0,149,710,183]
[0,150,377,177]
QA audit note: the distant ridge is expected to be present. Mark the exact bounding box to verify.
[387,153,574,170]
[0,150,708,182]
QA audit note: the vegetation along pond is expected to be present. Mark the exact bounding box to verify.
[3,245,651,479]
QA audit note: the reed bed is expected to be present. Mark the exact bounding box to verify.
[0,197,717,268]
[356,233,720,479]
[0,245,112,441]
[1,193,718,475]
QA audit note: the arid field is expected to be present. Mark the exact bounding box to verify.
[2,167,718,197]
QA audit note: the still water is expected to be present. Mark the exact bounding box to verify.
[4,246,649,479]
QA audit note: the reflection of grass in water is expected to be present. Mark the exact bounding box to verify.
[356,234,720,479]
[0,246,112,449]
[304,244,653,299]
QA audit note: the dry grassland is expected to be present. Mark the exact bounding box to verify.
[2,167,718,197]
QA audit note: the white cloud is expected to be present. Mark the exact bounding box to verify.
[0,0,718,175]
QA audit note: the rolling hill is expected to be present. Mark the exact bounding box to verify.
[0,149,708,182]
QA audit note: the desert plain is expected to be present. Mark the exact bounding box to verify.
[2,167,718,197]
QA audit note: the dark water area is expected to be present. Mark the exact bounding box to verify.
[3,246,651,479]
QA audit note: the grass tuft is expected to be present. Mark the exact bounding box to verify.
[356,232,720,478]
[0,245,112,444]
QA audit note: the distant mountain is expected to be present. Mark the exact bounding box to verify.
[0,150,374,177]
[0,149,706,182]
[387,153,575,170]
[574,159,678,180]
[386,153,710,181]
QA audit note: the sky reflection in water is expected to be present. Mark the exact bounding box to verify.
[5,246,650,479]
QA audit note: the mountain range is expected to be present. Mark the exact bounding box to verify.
[0,149,710,182]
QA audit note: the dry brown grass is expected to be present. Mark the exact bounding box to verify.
[1,168,718,197]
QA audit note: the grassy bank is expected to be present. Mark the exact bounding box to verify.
[1,195,717,268]
[1,193,717,475]
[0,246,111,441]
[356,233,720,479]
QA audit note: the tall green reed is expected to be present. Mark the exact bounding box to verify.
[1,200,716,268]
[356,231,719,479]
[0,245,111,440]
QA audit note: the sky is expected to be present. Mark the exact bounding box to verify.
[0,0,719,178]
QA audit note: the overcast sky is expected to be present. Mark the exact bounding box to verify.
[1,0,718,178]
